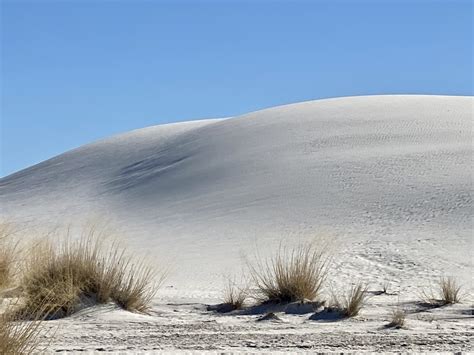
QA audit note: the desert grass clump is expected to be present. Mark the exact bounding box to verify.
[222,279,248,311]
[439,277,461,304]
[420,277,462,306]
[0,223,18,290]
[331,282,368,318]
[386,308,406,329]
[110,262,156,313]
[248,239,331,304]
[0,308,42,354]
[17,228,161,319]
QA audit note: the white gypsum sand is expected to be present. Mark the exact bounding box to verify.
[0,95,472,353]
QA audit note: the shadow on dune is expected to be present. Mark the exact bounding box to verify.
[105,155,190,193]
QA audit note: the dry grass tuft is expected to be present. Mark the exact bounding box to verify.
[331,282,368,318]
[0,223,18,290]
[0,222,43,354]
[420,277,462,306]
[0,317,40,354]
[111,262,156,313]
[248,238,332,303]
[0,305,43,354]
[222,278,248,311]
[16,227,162,319]
[386,308,406,329]
[439,277,461,304]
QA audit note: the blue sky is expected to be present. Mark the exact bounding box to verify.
[1,0,472,176]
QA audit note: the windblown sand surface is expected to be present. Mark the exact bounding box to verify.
[1,95,472,353]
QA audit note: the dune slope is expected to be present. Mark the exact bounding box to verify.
[1,95,472,297]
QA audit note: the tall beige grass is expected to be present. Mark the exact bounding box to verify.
[331,281,367,317]
[0,294,52,355]
[0,223,17,290]
[421,277,462,305]
[0,222,41,354]
[0,313,42,355]
[222,278,248,310]
[17,227,163,319]
[248,238,332,303]
[439,277,462,304]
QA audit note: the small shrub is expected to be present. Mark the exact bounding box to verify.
[17,228,162,319]
[248,238,332,303]
[386,308,406,328]
[331,282,367,318]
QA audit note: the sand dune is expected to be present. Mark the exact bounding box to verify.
[1,95,473,352]
[1,95,472,290]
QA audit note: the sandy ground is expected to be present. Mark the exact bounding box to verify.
[1,95,472,352]
[37,297,473,353]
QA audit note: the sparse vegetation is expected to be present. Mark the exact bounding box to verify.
[16,227,162,319]
[331,282,368,318]
[420,277,462,306]
[439,277,461,304]
[381,281,391,295]
[0,222,43,354]
[248,239,332,303]
[0,223,17,290]
[0,306,43,355]
[386,308,406,329]
[222,278,248,311]
[110,261,157,313]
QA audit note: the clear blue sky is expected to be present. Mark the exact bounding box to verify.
[1,0,472,177]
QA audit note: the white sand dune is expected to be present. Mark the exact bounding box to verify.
[1,95,473,352]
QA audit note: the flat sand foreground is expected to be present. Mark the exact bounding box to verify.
[38,300,473,353]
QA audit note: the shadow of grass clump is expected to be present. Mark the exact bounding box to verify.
[256,312,282,322]
[308,306,345,322]
[208,298,325,316]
